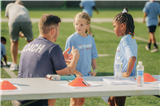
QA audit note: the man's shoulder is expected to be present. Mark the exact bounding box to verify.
[6,3,15,9]
[29,37,58,48]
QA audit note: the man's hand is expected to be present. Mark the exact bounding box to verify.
[70,46,79,59]
[74,70,83,77]
[63,47,72,63]
[63,46,79,64]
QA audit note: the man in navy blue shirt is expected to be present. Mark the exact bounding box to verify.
[12,14,79,106]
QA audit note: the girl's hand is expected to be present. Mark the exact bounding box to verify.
[89,71,97,77]
[122,72,128,77]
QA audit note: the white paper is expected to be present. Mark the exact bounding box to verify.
[60,81,102,89]
[0,79,3,82]
[154,79,160,83]
[102,77,136,85]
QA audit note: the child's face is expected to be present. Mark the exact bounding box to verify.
[113,20,126,37]
[74,18,89,35]
[1,41,6,45]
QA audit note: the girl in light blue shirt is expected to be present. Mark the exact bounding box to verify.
[108,8,138,106]
[65,12,98,106]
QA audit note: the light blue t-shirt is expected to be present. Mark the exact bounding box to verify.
[65,32,98,77]
[1,43,6,60]
[79,0,96,17]
[114,34,138,76]
[143,1,160,26]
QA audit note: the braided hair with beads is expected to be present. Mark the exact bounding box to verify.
[114,7,135,38]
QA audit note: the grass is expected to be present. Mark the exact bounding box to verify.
[1,7,144,18]
[1,7,160,106]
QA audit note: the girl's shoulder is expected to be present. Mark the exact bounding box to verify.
[87,34,94,40]
[67,32,79,41]
[121,34,132,43]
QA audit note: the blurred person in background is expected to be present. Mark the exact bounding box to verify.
[79,0,99,37]
[1,37,8,67]
[0,0,2,12]
[5,0,33,70]
[143,0,160,52]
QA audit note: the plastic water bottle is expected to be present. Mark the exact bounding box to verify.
[115,57,122,80]
[136,61,144,87]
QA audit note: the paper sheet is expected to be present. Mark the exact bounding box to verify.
[102,77,136,85]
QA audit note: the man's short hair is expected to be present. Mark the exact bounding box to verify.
[1,37,6,43]
[39,14,61,35]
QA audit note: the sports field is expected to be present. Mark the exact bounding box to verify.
[1,7,160,106]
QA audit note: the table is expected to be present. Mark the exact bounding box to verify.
[1,75,160,101]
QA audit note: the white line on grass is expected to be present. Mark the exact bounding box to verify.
[98,54,111,57]
[2,66,17,78]
[91,25,160,45]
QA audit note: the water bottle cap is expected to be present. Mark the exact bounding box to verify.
[138,61,142,65]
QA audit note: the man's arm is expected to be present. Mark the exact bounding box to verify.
[143,12,147,23]
[56,46,79,74]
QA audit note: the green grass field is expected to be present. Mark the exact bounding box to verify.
[1,7,160,106]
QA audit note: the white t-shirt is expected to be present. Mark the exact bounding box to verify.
[5,3,31,25]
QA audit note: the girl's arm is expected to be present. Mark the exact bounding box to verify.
[89,59,97,76]
[122,56,136,77]
[3,55,7,66]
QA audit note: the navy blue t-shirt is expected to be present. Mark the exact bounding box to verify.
[18,37,67,78]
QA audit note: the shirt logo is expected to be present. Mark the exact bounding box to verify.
[78,44,91,50]
[22,44,45,53]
